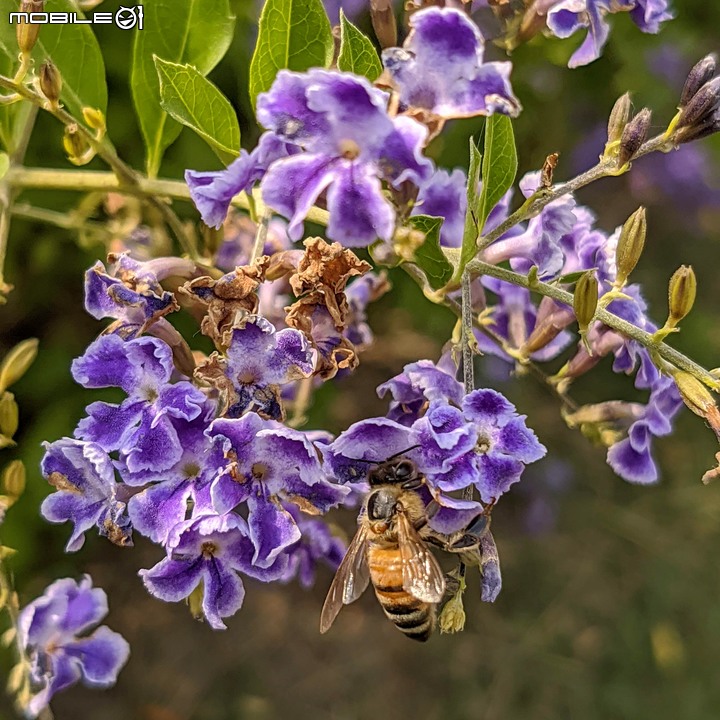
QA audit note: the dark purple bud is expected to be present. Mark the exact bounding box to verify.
[676,112,720,143]
[618,108,651,166]
[677,76,720,130]
[39,60,62,104]
[680,54,717,107]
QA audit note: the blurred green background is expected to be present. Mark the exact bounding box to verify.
[3,1,720,718]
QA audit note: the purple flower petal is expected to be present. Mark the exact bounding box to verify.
[247,494,301,568]
[64,627,130,687]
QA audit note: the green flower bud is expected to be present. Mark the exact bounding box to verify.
[607,92,632,145]
[615,207,646,287]
[0,338,38,393]
[82,106,106,131]
[673,371,720,439]
[1,460,25,501]
[573,271,598,332]
[15,1,44,54]
[438,589,466,634]
[39,60,62,105]
[0,392,18,439]
[63,124,93,165]
[667,265,696,328]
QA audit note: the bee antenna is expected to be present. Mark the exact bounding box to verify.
[383,444,422,462]
[342,444,422,465]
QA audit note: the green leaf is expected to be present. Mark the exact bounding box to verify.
[249,0,333,109]
[154,58,240,165]
[477,114,517,236]
[337,10,382,81]
[131,0,236,177]
[0,0,107,140]
[409,215,454,291]
[458,136,482,274]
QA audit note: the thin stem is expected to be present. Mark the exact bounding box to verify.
[250,210,271,265]
[467,259,718,388]
[477,134,673,252]
[460,272,475,505]
[3,168,332,226]
[0,72,198,260]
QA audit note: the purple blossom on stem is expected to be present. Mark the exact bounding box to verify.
[546,0,673,68]
[140,513,288,630]
[84,254,191,339]
[208,412,349,566]
[72,334,207,473]
[257,69,433,246]
[40,439,132,552]
[382,7,521,119]
[124,401,221,544]
[18,576,129,717]
[200,316,315,420]
[185,132,295,229]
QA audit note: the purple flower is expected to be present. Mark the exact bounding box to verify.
[412,168,468,247]
[546,0,673,68]
[257,69,433,246]
[199,316,315,420]
[208,413,349,566]
[281,503,345,589]
[606,375,682,484]
[72,334,207,473]
[377,357,464,426]
[185,132,295,229]
[84,254,190,339]
[382,7,521,119]
[140,513,288,630]
[457,390,546,503]
[124,401,222,544]
[18,576,129,717]
[40,439,132,552]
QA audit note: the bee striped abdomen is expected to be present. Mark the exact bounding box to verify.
[368,546,435,642]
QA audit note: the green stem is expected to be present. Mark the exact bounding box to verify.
[466,259,718,388]
[476,134,673,252]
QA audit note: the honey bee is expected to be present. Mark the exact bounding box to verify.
[320,451,447,642]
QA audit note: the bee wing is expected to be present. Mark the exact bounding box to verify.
[319,523,370,634]
[397,511,446,604]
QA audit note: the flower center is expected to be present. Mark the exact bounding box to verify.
[237,371,259,385]
[339,138,361,160]
[477,434,491,454]
[251,462,268,480]
[201,541,218,558]
[143,387,159,403]
[183,462,201,479]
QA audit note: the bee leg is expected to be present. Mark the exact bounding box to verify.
[441,572,461,601]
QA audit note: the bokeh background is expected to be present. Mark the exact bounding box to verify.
[3,1,720,718]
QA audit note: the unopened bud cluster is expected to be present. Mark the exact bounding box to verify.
[675,54,720,143]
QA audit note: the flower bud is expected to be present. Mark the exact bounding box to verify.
[370,0,396,49]
[675,113,720,144]
[680,54,717,107]
[677,76,720,130]
[480,532,502,603]
[607,92,632,144]
[63,124,93,165]
[82,106,105,131]
[0,392,18,439]
[673,371,720,437]
[39,60,62,105]
[615,207,646,287]
[438,589,466,634]
[667,265,696,328]
[16,1,44,54]
[0,338,37,393]
[573,271,598,332]
[1,460,25,501]
[618,108,651,166]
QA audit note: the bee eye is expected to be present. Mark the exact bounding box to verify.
[395,460,413,478]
